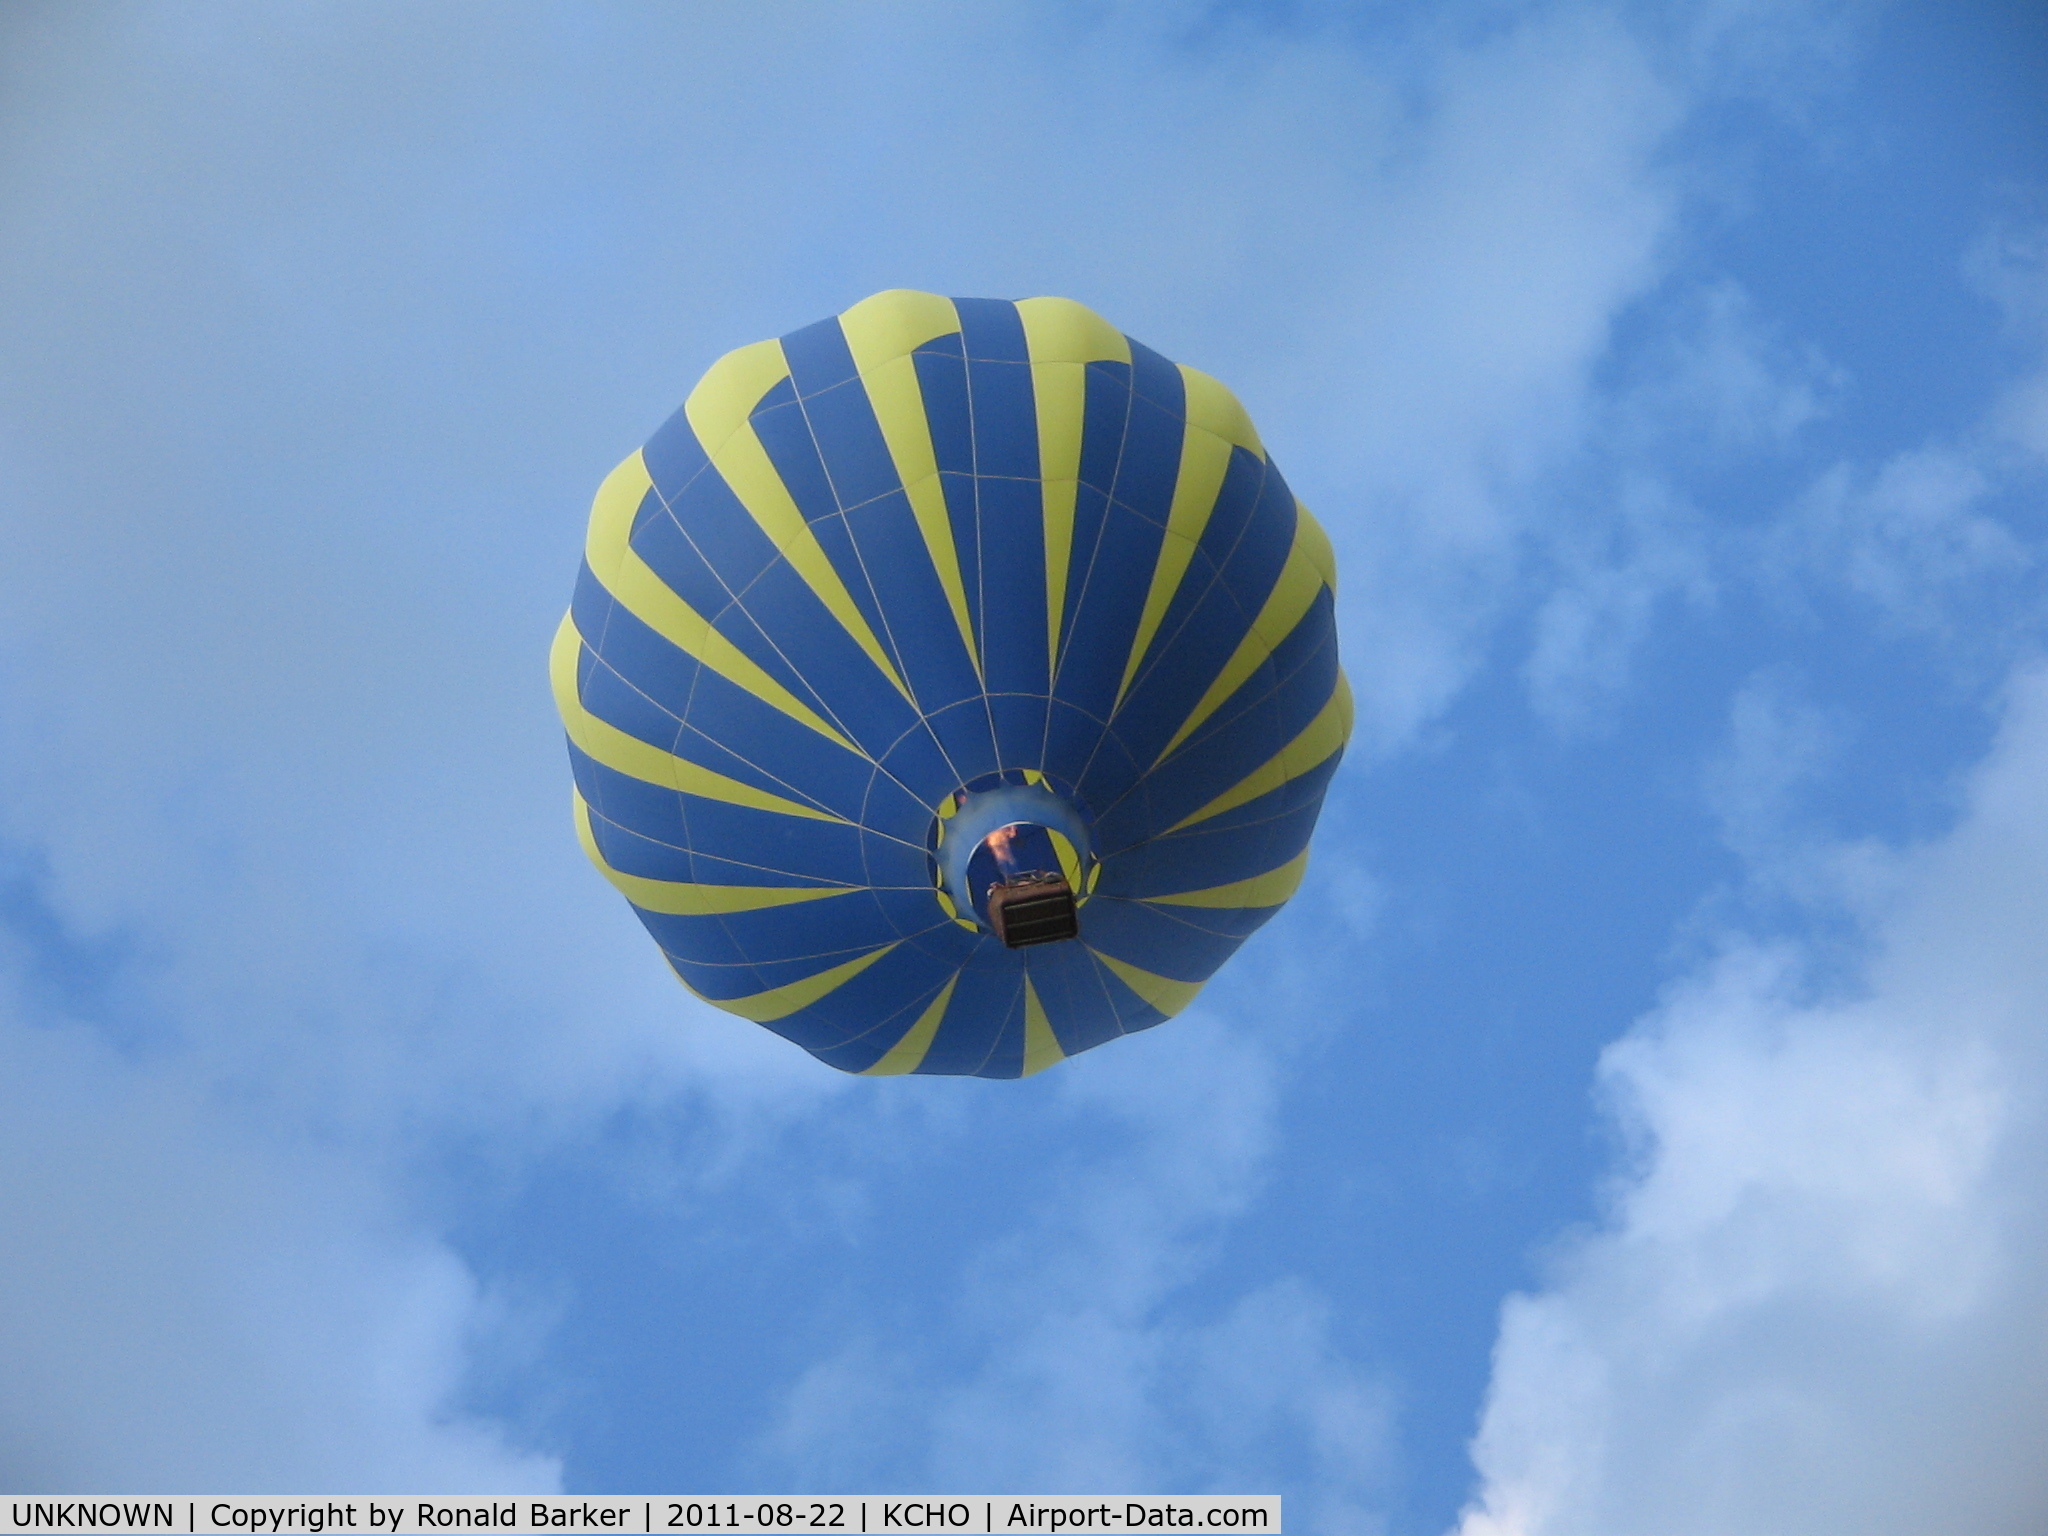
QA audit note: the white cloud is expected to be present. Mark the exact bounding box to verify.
[1523,475,1714,728]
[1970,216,2048,461]
[0,993,560,1492]
[1623,280,1840,454]
[1452,662,2048,1536]
[1767,215,2048,652]
[762,1015,1393,1524]
[1522,269,1848,729]
[1786,448,2031,637]
[1272,6,1688,753]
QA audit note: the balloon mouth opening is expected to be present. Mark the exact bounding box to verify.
[929,779,1095,944]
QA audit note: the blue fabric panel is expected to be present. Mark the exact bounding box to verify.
[1083,951,1173,1035]
[745,393,911,702]
[973,474,1050,700]
[915,342,987,661]
[1053,385,1184,723]
[856,836,936,902]
[582,583,700,733]
[1162,748,1344,841]
[674,843,863,891]
[1041,697,1121,820]
[957,298,1036,476]
[638,888,899,970]
[1183,448,1276,598]
[1079,898,1242,984]
[781,319,987,714]
[748,393,840,518]
[580,581,885,816]
[571,747,873,886]
[802,375,903,512]
[893,919,984,979]
[1095,793,1326,900]
[1091,540,1238,787]
[579,800,691,884]
[916,694,1003,797]
[1136,901,1286,943]
[1023,941,1126,1056]
[1118,343,1189,512]
[955,297,1030,363]
[678,669,878,821]
[913,343,975,473]
[838,487,985,713]
[986,692,1053,780]
[1073,360,1133,496]
[1163,607,1338,787]
[867,880,953,944]
[1056,364,1134,664]
[640,404,715,504]
[675,792,874,886]
[577,630,877,827]
[667,927,896,1002]
[937,465,984,654]
[780,315,861,394]
[855,776,941,850]
[873,722,965,816]
[628,495,923,765]
[627,490,762,638]
[1122,605,1297,796]
[800,512,899,676]
[656,446,786,599]
[575,651,684,753]
[726,560,923,752]
[1213,463,1302,616]
[1107,451,1283,769]
[1097,608,1338,848]
[804,971,959,1072]
[1097,777,1342,932]
[571,560,622,655]
[917,963,1023,1076]
[762,945,962,1055]
[1071,718,1151,831]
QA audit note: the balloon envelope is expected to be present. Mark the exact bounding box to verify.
[555,291,1349,1077]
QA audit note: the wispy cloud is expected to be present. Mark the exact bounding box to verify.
[1454,659,2048,1534]
[759,1014,1394,1525]
[0,930,560,1490]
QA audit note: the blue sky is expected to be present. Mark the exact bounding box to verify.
[2,2,2044,1531]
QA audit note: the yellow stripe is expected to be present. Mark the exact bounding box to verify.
[1182,363,1265,459]
[1021,976,1065,1076]
[1294,497,1338,593]
[581,449,656,588]
[1017,297,1132,674]
[574,790,854,915]
[550,614,844,823]
[1048,828,1082,891]
[1115,364,1265,708]
[837,288,960,364]
[1164,672,1353,834]
[1145,848,1309,909]
[718,943,898,1023]
[683,338,913,704]
[1155,501,1337,766]
[584,449,860,756]
[863,973,959,1075]
[1091,949,1204,1017]
[840,292,980,678]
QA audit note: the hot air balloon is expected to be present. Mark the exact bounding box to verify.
[553,291,1349,1078]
